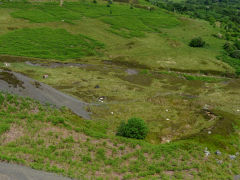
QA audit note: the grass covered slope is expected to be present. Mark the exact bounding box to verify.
[0,0,234,74]
[0,91,240,179]
[0,27,104,60]
[0,0,239,179]
[2,58,240,146]
[9,2,179,33]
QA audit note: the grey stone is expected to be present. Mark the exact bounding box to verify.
[229,155,236,160]
[234,175,240,180]
[0,162,71,180]
[125,69,138,75]
[215,150,221,156]
[216,159,223,164]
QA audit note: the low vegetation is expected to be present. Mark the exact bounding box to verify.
[0,91,240,179]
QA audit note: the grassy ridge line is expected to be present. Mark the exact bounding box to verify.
[0,91,240,178]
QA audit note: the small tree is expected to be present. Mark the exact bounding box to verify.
[116,118,148,139]
[189,37,206,47]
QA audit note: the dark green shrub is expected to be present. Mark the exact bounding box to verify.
[189,37,206,47]
[223,42,237,53]
[116,117,148,139]
[234,41,240,50]
[230,50,240,59]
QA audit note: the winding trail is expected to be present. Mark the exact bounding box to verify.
[0,162,72,180]
[0,69,90,119]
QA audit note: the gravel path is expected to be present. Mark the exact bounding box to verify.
[0,70,90,119]
[0,162,72,180]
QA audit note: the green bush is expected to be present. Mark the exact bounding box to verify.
[230,50,240,59]
[189,37,206,47]
[116,118,148,139]
[223,42,237,53]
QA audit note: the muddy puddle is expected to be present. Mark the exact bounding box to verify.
[25,61,88,68]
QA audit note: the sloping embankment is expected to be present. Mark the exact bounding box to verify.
[0,70,90,119]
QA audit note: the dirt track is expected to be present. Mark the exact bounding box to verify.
[0,69,90,119]
[0,162,72,180]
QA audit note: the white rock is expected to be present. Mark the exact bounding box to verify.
[205,151,210,157]
[43,74,48,79]
[204,147,210,157]
[166,109,169,112]
[166,118,170,121]
[111,112,114,115]
[208,131,212,134]
[4,62,10,67]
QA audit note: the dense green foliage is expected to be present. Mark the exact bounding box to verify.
[150,0,240,72]
[116,118,148,139]
[224,41,240,58]
[230,50,240,59]
[0,27,104,60]
[189,37,206,47]
[150,0,240,40]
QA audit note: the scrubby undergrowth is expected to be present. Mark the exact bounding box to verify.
[0,92,240,179]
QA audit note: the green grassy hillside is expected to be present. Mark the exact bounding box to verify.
[0,0,240,179]
[0,0,234,74]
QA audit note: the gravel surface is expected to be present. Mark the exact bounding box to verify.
[0,162,72,180]
[0,70,90,119]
